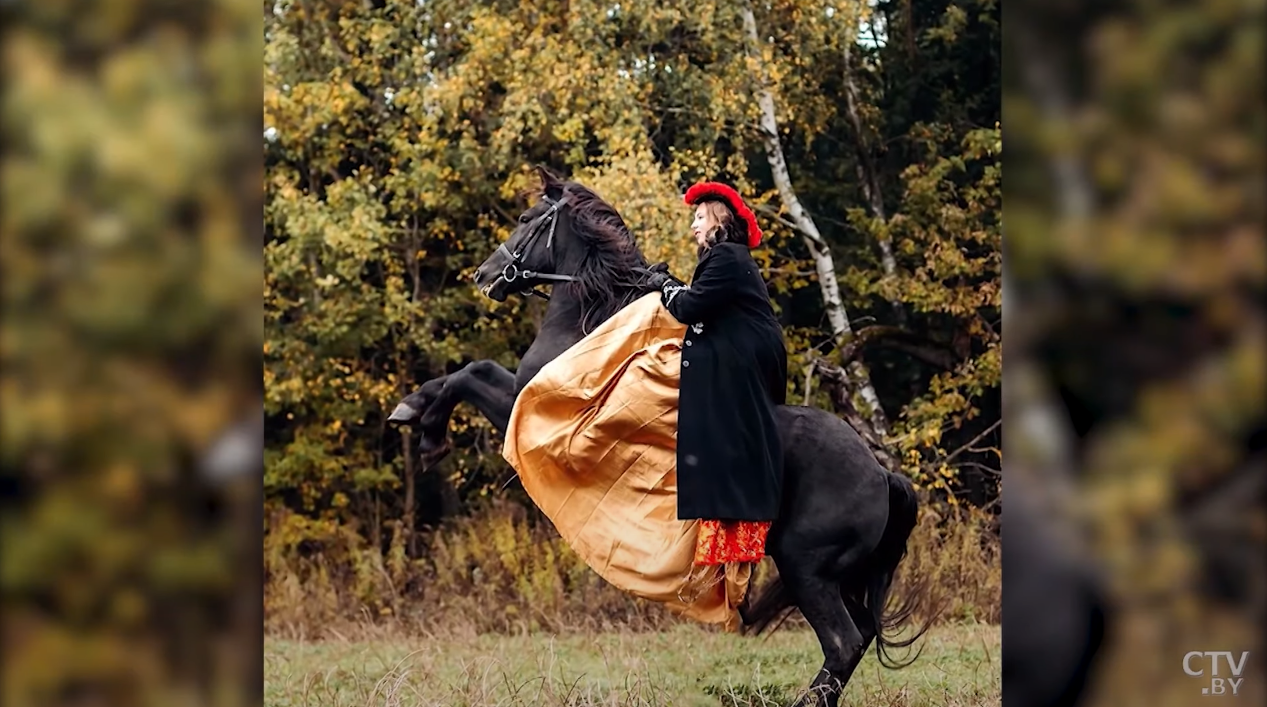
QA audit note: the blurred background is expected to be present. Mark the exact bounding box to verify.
[0,1,1261,707]
[2,1,263,706]
[1003,0,1264,704]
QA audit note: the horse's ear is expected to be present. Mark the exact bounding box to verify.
[535,164,563,200]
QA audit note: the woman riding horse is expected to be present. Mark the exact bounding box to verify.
[646,182,789,579]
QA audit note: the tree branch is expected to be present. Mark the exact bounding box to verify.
[839,325,960,370]
[810,357,900,473]
[802,358,817,406]
[881,340,960,370]
[761,267,821,278]
[944,420,1002,465]
[752,204,806,238]
[955,461,1003,477]
[841,22,904,324]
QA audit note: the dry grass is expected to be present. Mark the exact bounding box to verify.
[265,501,999,638]
[894,505,1001,624]
[264,501,1000,705]
[265,622,1000,707]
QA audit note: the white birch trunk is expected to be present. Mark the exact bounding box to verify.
[741,5,889,434]
[1013,20,1093,221]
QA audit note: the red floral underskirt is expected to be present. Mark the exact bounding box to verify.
[693,519,772,565]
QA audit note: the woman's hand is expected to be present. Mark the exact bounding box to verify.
[646,271,675,291]
[643,262,682,291]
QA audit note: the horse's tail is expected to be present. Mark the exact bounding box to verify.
[865,471,934,669]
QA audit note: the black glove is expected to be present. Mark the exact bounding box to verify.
[646,271,674,291]
[641,262,684,293]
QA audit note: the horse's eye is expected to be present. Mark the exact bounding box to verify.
[519,213,531,224]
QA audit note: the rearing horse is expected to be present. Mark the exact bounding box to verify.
[389,167,931,707]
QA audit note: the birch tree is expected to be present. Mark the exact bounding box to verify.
[740,4,892,441]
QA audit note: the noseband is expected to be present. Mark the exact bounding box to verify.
[493,194,577,300]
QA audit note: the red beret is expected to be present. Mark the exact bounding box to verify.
[684,182,763,248]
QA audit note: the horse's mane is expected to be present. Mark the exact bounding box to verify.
[526,179,655,333]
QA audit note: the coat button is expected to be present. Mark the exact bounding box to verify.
[685,340,692,346]
[682,360,690,367]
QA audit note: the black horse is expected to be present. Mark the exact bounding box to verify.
[388,168,931,707]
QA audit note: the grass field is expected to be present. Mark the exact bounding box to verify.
[265,622,999,707]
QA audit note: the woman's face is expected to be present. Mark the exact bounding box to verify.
[691,204,716,247]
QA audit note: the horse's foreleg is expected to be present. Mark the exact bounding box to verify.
[423,359,518,434]
[389,360,518,462]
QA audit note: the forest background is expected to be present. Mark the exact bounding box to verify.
[262,0,1004,634]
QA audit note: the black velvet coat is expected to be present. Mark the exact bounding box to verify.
[658,242,787,521]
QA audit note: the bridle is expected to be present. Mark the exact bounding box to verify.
[491,194,576,300]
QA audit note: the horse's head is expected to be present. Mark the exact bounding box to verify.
[473,166,582,302]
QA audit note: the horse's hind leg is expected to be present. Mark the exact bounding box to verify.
[776,556,867,707]
[833,594,878,688]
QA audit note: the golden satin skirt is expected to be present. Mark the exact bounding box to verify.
[502,293,755,631]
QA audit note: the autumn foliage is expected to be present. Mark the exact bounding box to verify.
[262,0,1002,631]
